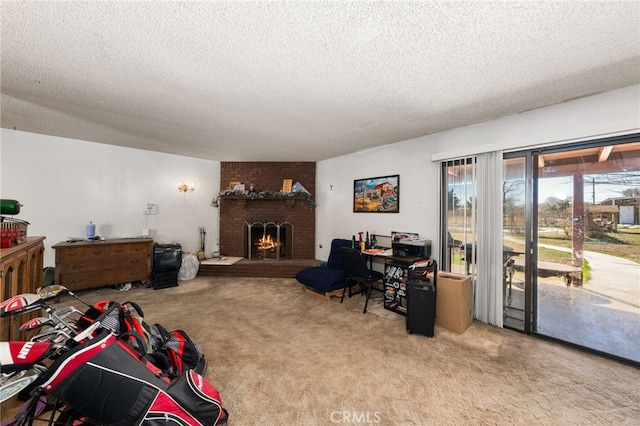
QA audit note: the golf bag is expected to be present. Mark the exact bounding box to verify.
[78,300,207,378]
[40,330,228,425]
[149,323,206,376]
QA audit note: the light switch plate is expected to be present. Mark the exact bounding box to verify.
[144,203,158,215]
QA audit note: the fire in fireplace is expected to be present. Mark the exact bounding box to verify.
[245,222,293,260]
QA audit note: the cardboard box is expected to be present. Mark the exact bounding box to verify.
[429,272,473,334]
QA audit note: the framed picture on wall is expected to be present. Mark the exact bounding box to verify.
[353,174,399,213]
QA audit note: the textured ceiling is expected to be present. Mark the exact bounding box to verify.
[1,1,639,161]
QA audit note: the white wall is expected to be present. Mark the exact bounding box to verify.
[316,138,441,263]
[431,84,640,160]
[0,130,220,267]
[316,84,640,263]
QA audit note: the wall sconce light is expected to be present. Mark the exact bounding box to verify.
[178,182,196,193]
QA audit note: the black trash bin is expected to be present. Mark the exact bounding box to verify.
[152,243,182,290]
[406,259,437,337]
[406,280,436,337]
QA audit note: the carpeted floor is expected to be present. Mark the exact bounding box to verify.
[53,276,640,425]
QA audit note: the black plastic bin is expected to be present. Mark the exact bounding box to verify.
[152,243,182,290]
[406,259,437,337]
[406,280,436,337]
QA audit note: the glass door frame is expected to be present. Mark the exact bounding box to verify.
[506,132,640,338]
[501,152,537,333]
[442,133,640,365]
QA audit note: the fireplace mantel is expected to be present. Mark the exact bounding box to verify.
[217,194,314,208]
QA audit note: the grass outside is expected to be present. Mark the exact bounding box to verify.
[538,228,640,264]
[449,212,640,263]
[450,248,592,281]
[449,227,637,283]
[451,228,640,264]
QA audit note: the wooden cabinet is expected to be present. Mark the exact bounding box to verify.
[0,236,45,341]
[52,238,153,291]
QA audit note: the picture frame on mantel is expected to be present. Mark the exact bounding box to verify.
[233,183,245,194]
[228,181,241,190]
[353,174,399,213]
[282,179,293,193]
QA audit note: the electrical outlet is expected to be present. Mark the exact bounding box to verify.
[144,203,158,215]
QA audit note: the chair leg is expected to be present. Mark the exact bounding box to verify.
[362,281,374,314]
[341,278,353,303]
[340,282,347,304]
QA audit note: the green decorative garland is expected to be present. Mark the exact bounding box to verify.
[211,190,315,208]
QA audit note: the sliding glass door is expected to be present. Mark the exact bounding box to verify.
[441,158,475,276]
[442,135,640,364]
[534,140,640,363]
[502,156,528,331]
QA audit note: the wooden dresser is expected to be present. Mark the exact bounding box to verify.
[52,238,153,291]
[0,236,46,341]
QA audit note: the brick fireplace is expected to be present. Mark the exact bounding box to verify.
[199,162,317,278]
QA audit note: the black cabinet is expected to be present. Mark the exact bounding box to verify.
[383,261,409,315]
[383,256,434,317]
[152,243,182,289]
[383,259,418,315]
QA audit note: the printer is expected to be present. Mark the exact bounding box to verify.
[392,238,432,258]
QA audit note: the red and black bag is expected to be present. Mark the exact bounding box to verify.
[78,300,207,379]
[40,330,227,425]
[149,323,207,377]
[78,300,152,351]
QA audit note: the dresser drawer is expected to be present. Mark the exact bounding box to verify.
[108,243,150,257]
[58,246,108,261]
[58,266,149,291]
[57,271,102,290]
[110,266,149,282]
[57,254,148,274]
[113,254,149,269]
[56,259,105,274]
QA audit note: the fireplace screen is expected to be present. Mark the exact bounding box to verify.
[245,222,293,260]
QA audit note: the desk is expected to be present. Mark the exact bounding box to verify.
[363,249,426,315]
